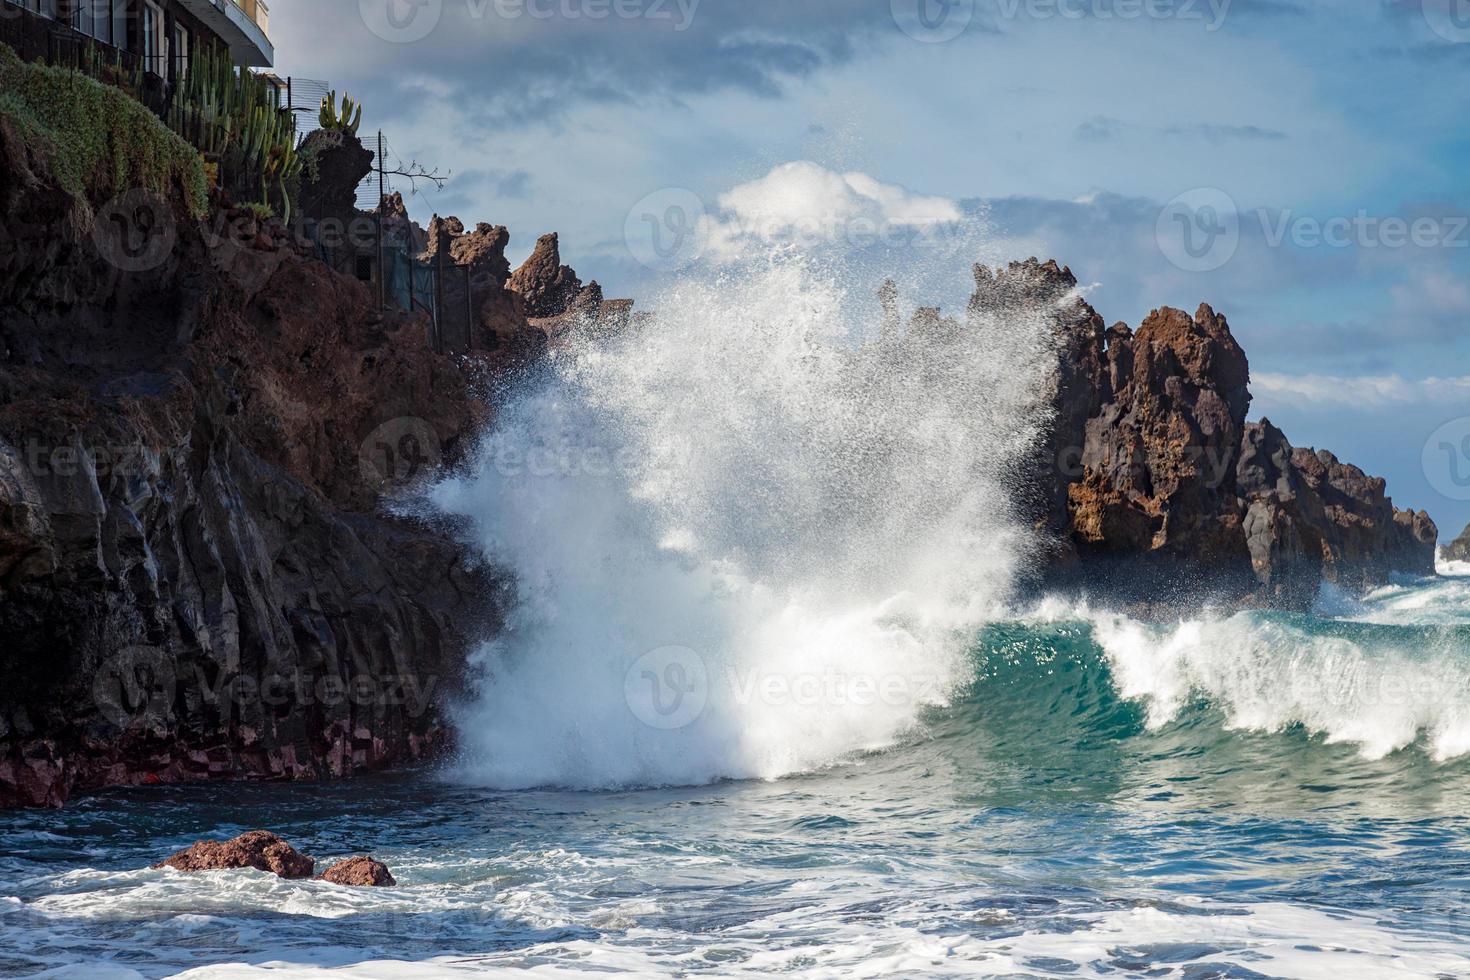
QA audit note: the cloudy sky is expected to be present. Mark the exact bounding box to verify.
[276,0,1470,537]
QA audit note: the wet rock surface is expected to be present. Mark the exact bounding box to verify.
[319,855,397,886]
[966,259,1438,610]
[0,119,504,807]
[155,831,315,879]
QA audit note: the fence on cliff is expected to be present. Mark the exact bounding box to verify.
[0,5,474,355]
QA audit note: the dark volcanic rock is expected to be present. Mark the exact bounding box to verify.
[1067,303,1252,569]
[297,129,374,233]
[1444,524,1470,562]
[156,831,314,879]
[973,260,1108,549]
[320,855,397,886]
[961,258,1438,609]
[0,111,503,807]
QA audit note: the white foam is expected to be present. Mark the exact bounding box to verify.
[1072,606,1470,760]
[430,250,1057,791]
[139,899,1470,979]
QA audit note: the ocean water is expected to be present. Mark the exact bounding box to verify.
[7,238,1469,977]
[4,572,1470,978]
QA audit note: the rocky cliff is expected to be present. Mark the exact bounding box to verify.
[0,114,507,807]
[0,100,1441,807]
[966,259,1438,609]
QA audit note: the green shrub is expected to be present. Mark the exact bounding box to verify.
[0,44,208,221]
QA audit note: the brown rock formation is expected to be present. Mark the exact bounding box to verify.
[320,855,397,886]
[423,215,552,367]
[973,260,1109,545]
[155,831,314,879]
[1067,303,1251,566]
[379,191,428,255]
[509,232,588,319]
[297,129,374,234]
[963,259,1437,609]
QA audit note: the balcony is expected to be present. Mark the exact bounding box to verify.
[178,0,273,67]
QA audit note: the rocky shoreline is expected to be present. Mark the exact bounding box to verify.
[0,120,1441,807]
[0,116,609,807]
[980,259,1438,611]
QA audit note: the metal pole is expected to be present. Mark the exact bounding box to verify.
[407,250,415,314]
[376,130,386,308]
[435,230,447,355]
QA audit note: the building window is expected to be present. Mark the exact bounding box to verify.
[173,23,189,80]
[77,0,114,46]
[113,0,129,52]
[142,0,167,76]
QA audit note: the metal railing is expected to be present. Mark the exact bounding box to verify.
[1,5,170,116]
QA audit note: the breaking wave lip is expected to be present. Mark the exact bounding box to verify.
[1017,593,1470,764]
[429,250,1061,792]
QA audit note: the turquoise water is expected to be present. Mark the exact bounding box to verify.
[4,575,1470,978]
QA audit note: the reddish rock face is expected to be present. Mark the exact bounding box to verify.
[964,258,1438,610]
[155,831,315,879]
[320,855,397,886]
[1067,302,1252,566]
[508,232,599,320]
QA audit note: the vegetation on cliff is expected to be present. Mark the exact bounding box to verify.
[0,44,207,220]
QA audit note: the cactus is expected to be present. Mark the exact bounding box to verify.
[163,42,304,222]
[318,91,364,136]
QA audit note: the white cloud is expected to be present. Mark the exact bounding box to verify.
[1390,269,1470,318]
[703,161,966,258]
[1253,372,1470,407]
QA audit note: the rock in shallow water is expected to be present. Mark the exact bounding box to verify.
[319,855,397,886]
[154,831,315,879]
